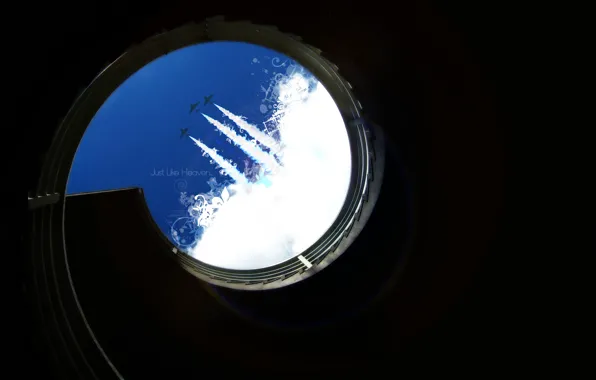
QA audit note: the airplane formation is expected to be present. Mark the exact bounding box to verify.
[182,94,215,139]
[188,94,214,114]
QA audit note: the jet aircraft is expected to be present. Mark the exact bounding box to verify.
[189,102,200,114]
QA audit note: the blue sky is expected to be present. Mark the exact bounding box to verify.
[67,42,300,244]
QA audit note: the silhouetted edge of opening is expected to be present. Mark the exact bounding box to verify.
[40,18,384,291]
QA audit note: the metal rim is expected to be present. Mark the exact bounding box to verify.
[39,18,382,289]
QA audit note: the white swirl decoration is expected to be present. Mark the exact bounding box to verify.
[186,185,231,229]
[271,57,287,67]
[274,73,284,82]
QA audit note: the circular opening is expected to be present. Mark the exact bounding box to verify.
[67,41,353,271]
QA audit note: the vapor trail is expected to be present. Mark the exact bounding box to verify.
[214,104,282,153]
[201,113,281,172]
[189,136,247,185]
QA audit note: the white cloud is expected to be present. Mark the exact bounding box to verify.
[188,73,352,270]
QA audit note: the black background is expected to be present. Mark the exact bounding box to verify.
[13,0,519,376]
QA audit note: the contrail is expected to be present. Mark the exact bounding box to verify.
[188,136,247,185]
[201,113,281,172]
[214,104,282,153]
